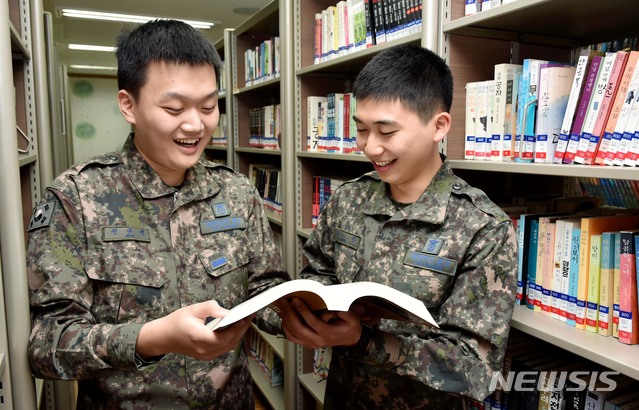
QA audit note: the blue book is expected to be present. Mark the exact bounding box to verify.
[613,232,622,336]
[566,226,581,326]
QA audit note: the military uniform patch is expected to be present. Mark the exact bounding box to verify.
[422,237,445,254]
[28,201,56,231]
[212,202,230,218]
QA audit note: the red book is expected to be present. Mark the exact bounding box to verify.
[618,229,639,344]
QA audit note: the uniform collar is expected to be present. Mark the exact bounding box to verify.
[121,134,221,202]
[361,156,457,225]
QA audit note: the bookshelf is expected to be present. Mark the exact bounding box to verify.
[205,32,233,166]
[442,0,639,390]
[0,0,51,407]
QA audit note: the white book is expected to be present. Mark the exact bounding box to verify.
[551,219,567,320]
[490,0,502,7]
[480,0,492,11]
[307,96,327,152]
[534,65,575,163]
[621,94,639,166]
[492,63,523,162]
[465,81,478,160]
[475,80,493,160]
[465,0,479,16]
[574,51,616,164]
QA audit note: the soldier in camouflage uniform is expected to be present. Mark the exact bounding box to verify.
[277,44,518,409]
[27,20,289,409]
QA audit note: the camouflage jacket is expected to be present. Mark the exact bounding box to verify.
[27,136,289,409]
[301,158,518,409]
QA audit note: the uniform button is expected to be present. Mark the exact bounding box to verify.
[108,155,119,160]
[452,183,461,190]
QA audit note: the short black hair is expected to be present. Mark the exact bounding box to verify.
[115,19,222,99]
[352,44,453,124]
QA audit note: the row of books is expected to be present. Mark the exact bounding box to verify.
[248,164,282,218]
[209,113,228,147]
[311,176,346,227]
[475,329,639,410]
[313,0,423,64]
[578,177,639,210]
[244,36,280,87]
[307,93,362,154]
[517,211,639,345]
[464,47,639,166]
[248,104,281,150]
[245,326,284,387]
[313,346,331,380]
[464,0,518,16]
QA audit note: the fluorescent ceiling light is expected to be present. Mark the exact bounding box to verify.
[60,8,216,29]
[68,44,116,52]
[69,65,117,71]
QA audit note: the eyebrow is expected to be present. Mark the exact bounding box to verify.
[352,115,398,126]
[159,90,218,101]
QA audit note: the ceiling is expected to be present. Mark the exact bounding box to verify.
[42,0,273,70]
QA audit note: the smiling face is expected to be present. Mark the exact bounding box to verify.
[118,61,219,186]
[354,98,451,203]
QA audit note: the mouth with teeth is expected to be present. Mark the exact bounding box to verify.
[174,138,200,148]
[373,159,395,167]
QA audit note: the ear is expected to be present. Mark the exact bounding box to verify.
[118,90,136,125]
[432,111,451,143]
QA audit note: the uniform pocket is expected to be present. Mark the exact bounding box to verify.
[199,247,251,308]
[395,251,458,307]
[85,242,165,324]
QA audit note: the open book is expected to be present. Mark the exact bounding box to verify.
[206,279,438,330]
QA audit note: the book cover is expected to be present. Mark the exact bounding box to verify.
[541,220,558,316]
[465,82,478,160]
[536,215,568,313]
[526,219,540,309]
[576,215,639,330]
[558,218,581,323]
[618,229,639,344]
[582,50,629,164]
[493,63,523,162]
[598,231,618,337]
[620,66,639,166]
[564,55,603,164]
[555,49,601,164]
[206,279,439,331]
[595,50,639,165]
[585,233,602,332]
[551,219,568,319]
[534,65,576,163]
[474,80,493,161]
[574,51,617,164]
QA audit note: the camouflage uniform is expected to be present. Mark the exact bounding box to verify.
[27,136,289,409]
[301,156,518,409]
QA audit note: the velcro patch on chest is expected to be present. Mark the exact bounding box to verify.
[102,227,151,242]
[403,251,457,276]
[200,217,247,234]
[333,228,361,250]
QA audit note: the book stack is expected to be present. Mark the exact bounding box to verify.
[464,39,639,166]
[464,0,518,17]
[209,113,228,147]
[312,176,346,227]
[244,36,280,86]
[516,210,639,345]
[248,104,281,150]
[313,0,423,64]
[306,93,361,154]
[248,164,283,219]
[245,326,284,387]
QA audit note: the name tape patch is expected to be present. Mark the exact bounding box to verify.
[403,251,457,276]
[102,227,151,242]
[333,228,361,250]
[200,217,247,235]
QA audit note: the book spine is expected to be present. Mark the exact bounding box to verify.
[585,234,602,332]
[618,231,639,344]
[554,51,592,164]
[526,220,540,309]
[566,226,581,326]
[550,220,566,319]
[598,231,616,336]
[564,55,603,164]
[613,232,622,337]
[465,81,477,160]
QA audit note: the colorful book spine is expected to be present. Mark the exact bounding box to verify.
[619,230,639,344]
[566,226,581,327]
[598,231,617,336]
[613,232,622,337]
[573,52,616,164]
[516,59,548,162]
[585,234,602,332]
[554,50,596,164]
[526,219,540,309]
[551,219,567,320]
[596,50,639,165]
[583,51,628,164]
[492,64,523,162]
[563,55,603,164]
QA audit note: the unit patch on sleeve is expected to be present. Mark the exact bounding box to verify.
[27,201,56,231]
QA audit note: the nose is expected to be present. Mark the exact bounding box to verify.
[362,133,384,156]
[180,110,204,134]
